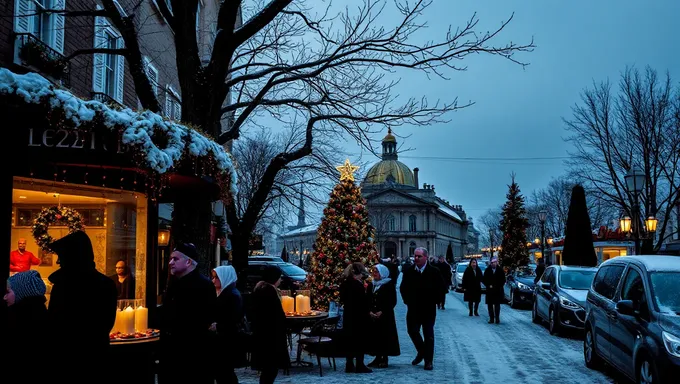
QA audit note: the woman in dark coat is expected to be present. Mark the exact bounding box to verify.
[339,262,372,374]
[483,257,507,324]
[366,264,400,368]
[210,266,245,384]
[462,259,483,316]
[250,266,290,384]
[5,270,49,381]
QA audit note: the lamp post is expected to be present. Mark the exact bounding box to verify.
[538,210,548,264]
[489,229,495,259]
[621,167,658,255]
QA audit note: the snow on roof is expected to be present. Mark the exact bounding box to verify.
[281,223,319,237]
[621,255,680,272]
[436,201,462,222]
[0,68,237,195]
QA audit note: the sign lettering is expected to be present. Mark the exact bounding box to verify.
[27,128,123,153]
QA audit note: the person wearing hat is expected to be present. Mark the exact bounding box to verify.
[47,230,118,382]
[5,270,48,382]
[159,242,216,384]
[250,265,290,384]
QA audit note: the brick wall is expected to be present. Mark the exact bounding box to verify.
[0,1,14,66]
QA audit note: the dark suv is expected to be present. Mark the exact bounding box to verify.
[532,265,598,335]
[583,256,680,384]
[240,261,307,293]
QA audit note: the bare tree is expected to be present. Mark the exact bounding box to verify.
[50,0,533,271]
[564,66,680,253]
[478,207,503,249]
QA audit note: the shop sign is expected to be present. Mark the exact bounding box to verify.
[26,127,123,153]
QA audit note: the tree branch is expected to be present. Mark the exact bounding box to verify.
[66,48,128,61]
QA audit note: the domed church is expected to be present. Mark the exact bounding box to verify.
[361,129,469,261]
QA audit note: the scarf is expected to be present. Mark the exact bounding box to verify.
[213,266,237,295]
[372,264,392,292]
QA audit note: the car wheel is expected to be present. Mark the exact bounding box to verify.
[532,299,541,324]
[637,355,658,384]
[584,327,602,369]
[549,307,560,335]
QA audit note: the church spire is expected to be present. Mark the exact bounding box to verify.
[381,128,398,160]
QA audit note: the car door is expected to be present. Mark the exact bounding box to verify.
[590,264,626,363]
[536,268,554,319]
[609,266,650,379]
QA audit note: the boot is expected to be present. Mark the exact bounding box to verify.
[345,357,355,373]
[355,354,373,373]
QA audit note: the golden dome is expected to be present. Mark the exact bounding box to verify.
[383,128,397,142]
[363,160,416,187]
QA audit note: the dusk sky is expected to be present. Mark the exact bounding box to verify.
[316,0,680,224]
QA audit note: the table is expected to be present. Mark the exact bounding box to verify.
[110,335,160,384]
[285,312,329,368]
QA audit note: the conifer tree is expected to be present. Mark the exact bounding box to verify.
[499,174,530,270]
[562,185,598,266]
[307,160,380,310]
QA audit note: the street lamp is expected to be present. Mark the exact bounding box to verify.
[538,210,548,264]
[621,167,657,254]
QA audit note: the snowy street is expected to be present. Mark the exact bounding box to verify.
[235,286,621,383]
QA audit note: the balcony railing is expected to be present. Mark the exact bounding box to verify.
[91,92,123,108]
[14,33,70,87]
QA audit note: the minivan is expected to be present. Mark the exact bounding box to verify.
[583,256,680,383]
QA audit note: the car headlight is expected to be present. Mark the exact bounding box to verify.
[517,282,532,290]
[662,331,680,358]
[559,295,581,309]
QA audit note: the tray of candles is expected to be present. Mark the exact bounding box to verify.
[110,329,160,342]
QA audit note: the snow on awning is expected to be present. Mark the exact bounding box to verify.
[0,67,237,196]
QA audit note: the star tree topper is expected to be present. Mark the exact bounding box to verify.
[336,159,360,182]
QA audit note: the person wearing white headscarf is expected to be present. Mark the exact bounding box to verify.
[209,266,245,383]
[366,263,400,368]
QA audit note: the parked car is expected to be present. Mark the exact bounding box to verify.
[240,261,307,293]
[532,265,598,334]
[583,256,680,384]
[504,265,537,308]
[248,255,285,263]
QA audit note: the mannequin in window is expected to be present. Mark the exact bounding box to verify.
[110,259,136,299]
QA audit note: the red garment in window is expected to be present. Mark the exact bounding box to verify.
[9,250,41,272]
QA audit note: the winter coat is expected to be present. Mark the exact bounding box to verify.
[339,277,371,354]
[462,265,484,302]
[47,231,118,381]
[366,281,400,357]
[250,281,290,371]
[159,268,216,384]
[484,266,506,305]
[400,264,446,319]
[436,262,453,290]
[212,282,247,369]
[7,295,49,381]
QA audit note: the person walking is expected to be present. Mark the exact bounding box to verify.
[210,265,245,384]
[339,262,373,373]
[435,256,452,310]
[483,257,506,324]
[366,264,400,368]
[159,243,216,384]
[462,259,483,316]
[47,231,118,383]
[250,266,290,384]
[399,247,446,371]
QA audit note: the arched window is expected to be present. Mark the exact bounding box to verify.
[408,241,417,257]
[386,214,396,231]
[409,215,417,232]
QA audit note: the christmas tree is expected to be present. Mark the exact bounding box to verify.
[561,185,597,266]
[499,174,530,270]
[307,159,380,310]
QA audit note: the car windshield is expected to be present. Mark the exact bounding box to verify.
[516,266,536,277]
[279,264,306,276]
[650,272,680,315]
[559,270,596,290]
[457,264,468,273]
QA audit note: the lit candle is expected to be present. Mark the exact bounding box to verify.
[282,296,294,313]
[122,306,135,334]
[111,308,122,333]
[301,295,311,314]
[135,306,148,332]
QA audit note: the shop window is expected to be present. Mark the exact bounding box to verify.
[11,177,148,307]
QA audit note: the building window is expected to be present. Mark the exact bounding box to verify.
[143,57,159,96]
[31,0,53,43]
[93,16,125,103]
[409,241,416,257]
[14,0,65,53]
[409,215,416,232]
[165,86,181,120]
[386,215,395,231]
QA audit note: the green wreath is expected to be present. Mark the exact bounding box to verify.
[32,206,85,252]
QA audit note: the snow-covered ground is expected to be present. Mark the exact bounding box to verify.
[234,279,621,383]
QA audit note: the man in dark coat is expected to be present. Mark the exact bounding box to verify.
[47,231,118,383]
[159,243,216,384]
[435,256,452,309]
[483,257,506,324]
[400,247,446,371]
